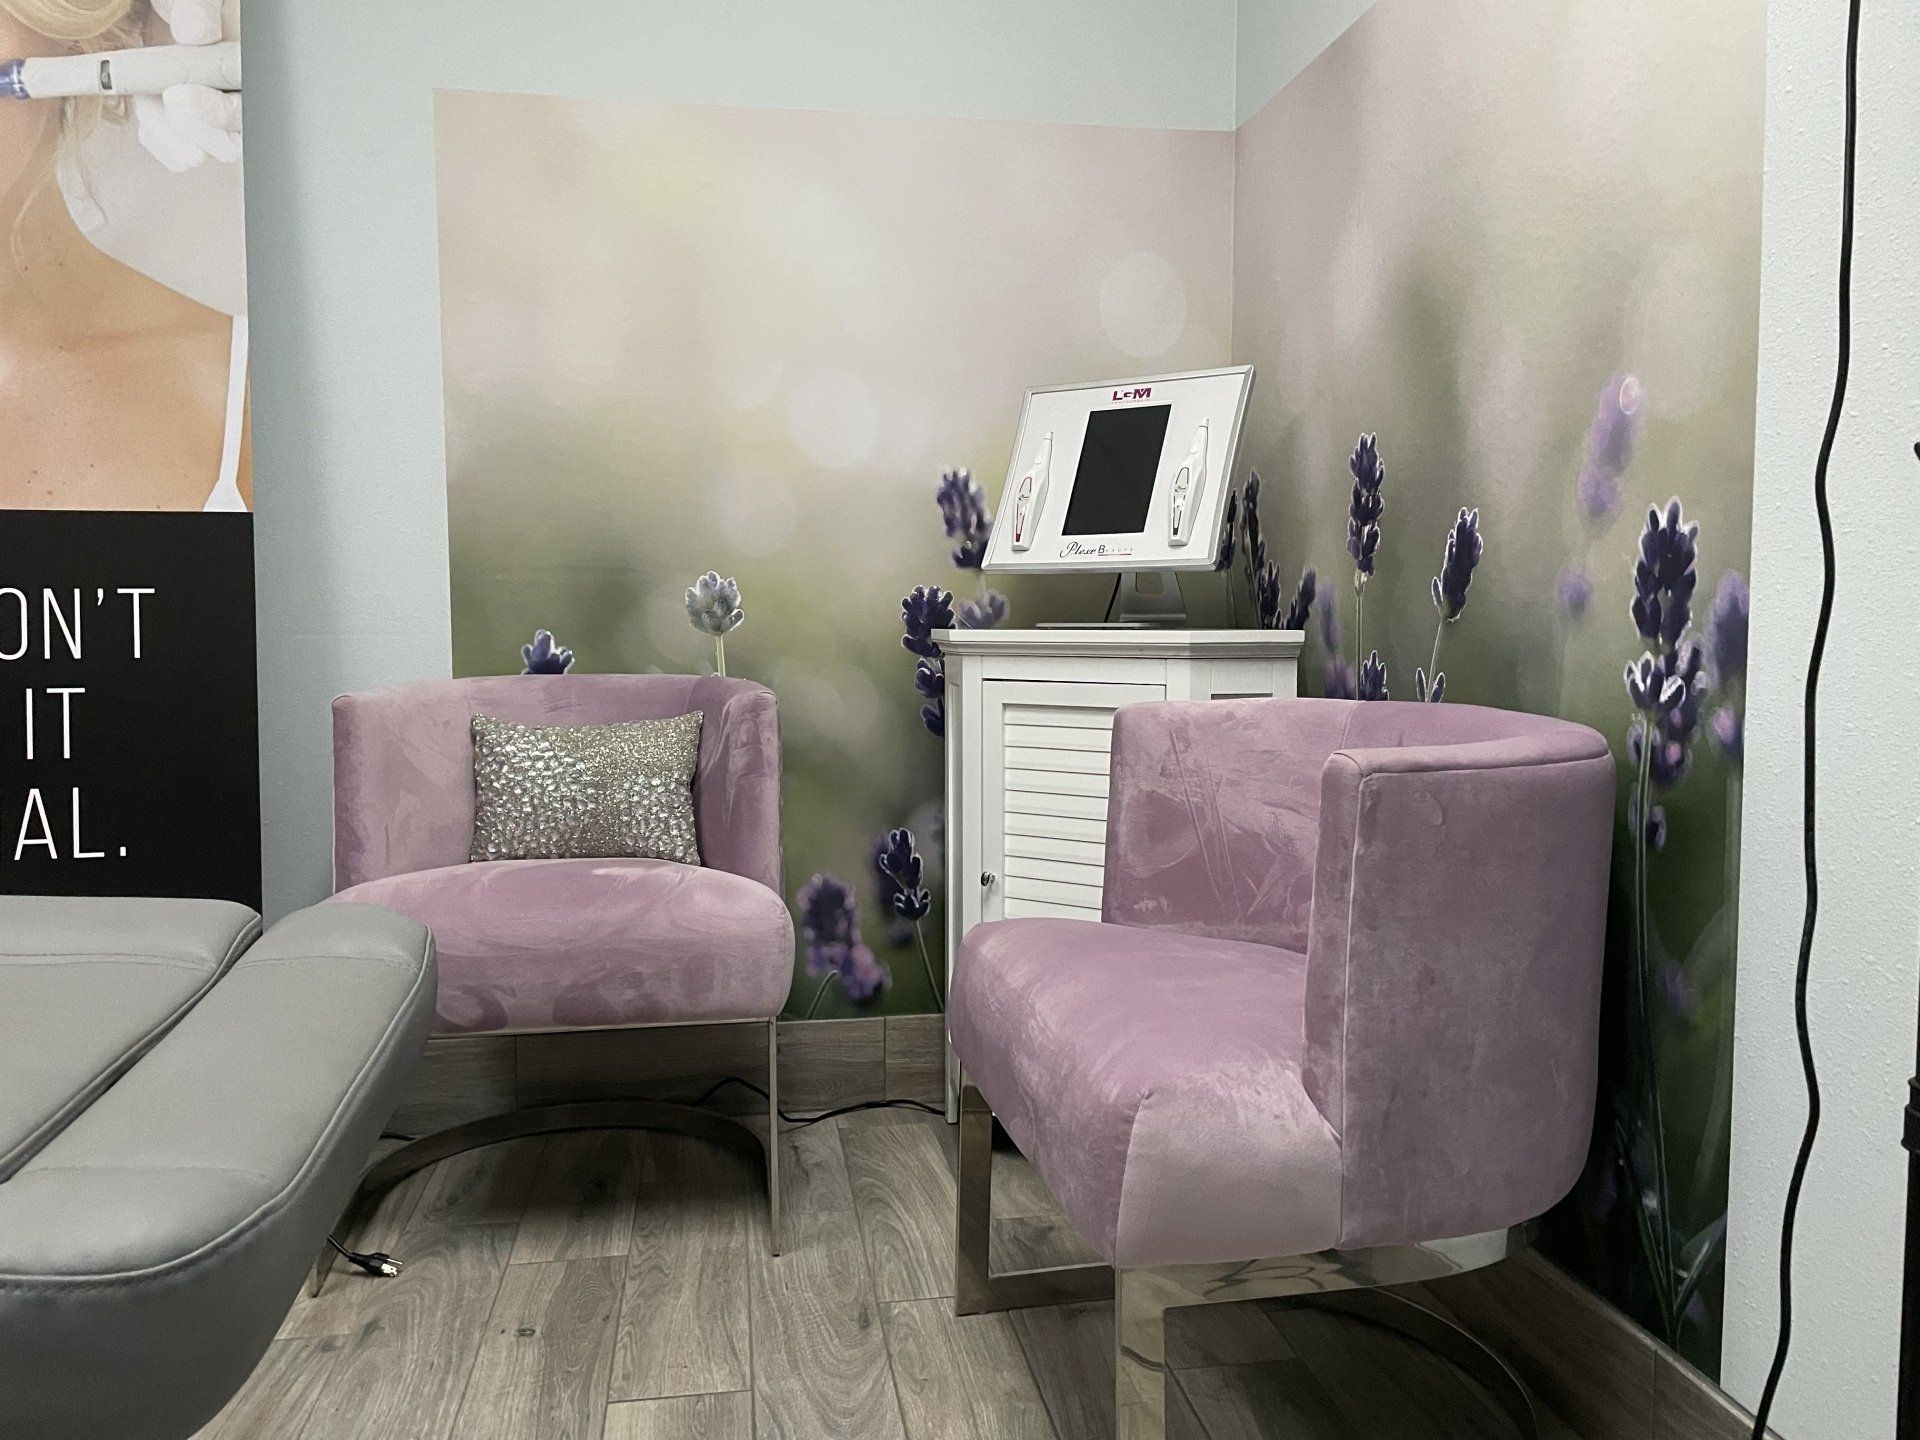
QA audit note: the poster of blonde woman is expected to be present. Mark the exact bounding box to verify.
[0,0,245,511]
[0,0,258,906]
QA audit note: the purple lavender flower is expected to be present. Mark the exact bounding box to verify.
[937,468,992,570]
[521,629,575,675]
[1414,666,1446,704]
[901,585,955,658]
[876,827,931,921]
[797,872,889,1004]
[1430,508,1483,621]
[913,658,945,738]
[1578,374,1643,526]
[1241,472,1267,579]
[1632,500,1699,650]
[956,590,1009,629]
[1319,591,1341,653]
[1627,786,1670,851]
[1558,566,1594,618]
[1282,568,1316,631]
[1712,705,1744,768]
[1214,489,1239,572]
[1323,661,1357,700]
[1709,571,1749,685]
[1255,563,1282,629]
[1347,435,1385,582]
[870,834,916,947]
[1357,650,1389,702]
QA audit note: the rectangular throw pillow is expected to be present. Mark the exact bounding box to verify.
[469,711,703,865]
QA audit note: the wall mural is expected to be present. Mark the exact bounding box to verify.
[1230,0,1762,1373]
[434,91,1235,1017]
[436,0,1761,1374]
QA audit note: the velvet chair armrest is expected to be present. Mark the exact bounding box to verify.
[694,681,784,897]
[1303,725,1615,1248]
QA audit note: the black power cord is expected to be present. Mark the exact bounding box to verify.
[1748,1,1855,1434]
[691,1074,945,1129]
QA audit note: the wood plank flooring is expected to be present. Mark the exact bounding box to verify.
[199,1111,1579,1438]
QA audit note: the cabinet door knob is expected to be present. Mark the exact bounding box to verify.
[980,871,997,888]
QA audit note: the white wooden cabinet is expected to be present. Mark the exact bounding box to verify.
[936,628,1303,1113]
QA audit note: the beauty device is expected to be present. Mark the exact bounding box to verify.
[981,365,1253,581]
[0,40,240,101]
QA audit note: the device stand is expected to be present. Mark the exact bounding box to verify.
[1113,572,1187,627]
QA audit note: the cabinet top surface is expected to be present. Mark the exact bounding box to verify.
[932,627,1305,659]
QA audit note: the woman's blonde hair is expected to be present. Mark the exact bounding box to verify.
[1,0,140,45]
[2,0,145,142]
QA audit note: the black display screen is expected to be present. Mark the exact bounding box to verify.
[1060,404,1172,536]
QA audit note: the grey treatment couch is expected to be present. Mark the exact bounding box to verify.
[0,896,435,1440]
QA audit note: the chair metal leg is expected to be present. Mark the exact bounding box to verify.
[1116,1269,1171,1440]
[310,1096,776,1298]
[953,1078,1113,1316]
[1295,1288,1539,1438]
[766,1018,783,1257]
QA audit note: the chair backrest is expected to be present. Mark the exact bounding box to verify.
[331,674,782,895]
[1106,696,1614,1246]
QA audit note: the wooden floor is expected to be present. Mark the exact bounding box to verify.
[196,1109,1573,1439]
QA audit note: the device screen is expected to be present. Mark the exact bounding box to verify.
[1060,404,1172,536]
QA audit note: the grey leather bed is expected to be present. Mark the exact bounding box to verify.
[0,896,435,1440]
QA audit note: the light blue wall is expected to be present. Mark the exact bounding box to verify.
[243,0,1239,917]
[1234,0,1372,123]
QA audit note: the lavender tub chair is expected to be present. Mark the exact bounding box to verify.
[949,698,1615,1439]
[318,674,791,1283]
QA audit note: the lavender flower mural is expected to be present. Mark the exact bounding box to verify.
[1346,435,1385,665]
[1617,496,1721,1349]
[937,467,992,569]
[1417,507,1483,702]
[935,468,1009,634]
[1215,487,1241,625]
[1357,650,1389,702]
[903,585,956,738]
[685,571,745,676]
[870,834,916,949]
[521,629,575,675]
[1319,593,1356,699]
[1214,489,1239,573]
[1708,571,1749,768]
[1560,374,1643,618]
[956,591,1010,629]
[874,826,944,1009]
[1282,568,1316,632]
[797,872,889,1014]
[1239,472,1269,619]
[1255,563,1282,630]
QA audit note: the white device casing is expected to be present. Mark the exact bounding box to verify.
[18,41,241,99]
[1168,421,1208,546]
[1010,432,1052,552]
[982,365,1253,575]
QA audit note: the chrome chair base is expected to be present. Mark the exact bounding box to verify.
[311,1020,782,1298]
[953,1081,1539,1440]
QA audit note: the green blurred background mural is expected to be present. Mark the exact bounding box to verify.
[435,93,1237,1020]
[435,0,1761,1375]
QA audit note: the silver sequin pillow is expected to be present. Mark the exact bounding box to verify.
[469,711,703,865]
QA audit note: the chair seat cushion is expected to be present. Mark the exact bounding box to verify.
[949,918,1341,1269]
[333,858,794,1034]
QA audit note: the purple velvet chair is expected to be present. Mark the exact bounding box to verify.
[319,674,791,1277]
[949,697,1615,1440]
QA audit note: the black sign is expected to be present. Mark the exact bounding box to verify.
[0,512,260,909]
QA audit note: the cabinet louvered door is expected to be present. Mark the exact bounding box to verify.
[979,680,1164,924]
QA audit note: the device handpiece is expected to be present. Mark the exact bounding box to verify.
[0,41,239,100]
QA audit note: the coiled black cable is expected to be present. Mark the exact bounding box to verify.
[1748,0,1855,1433]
